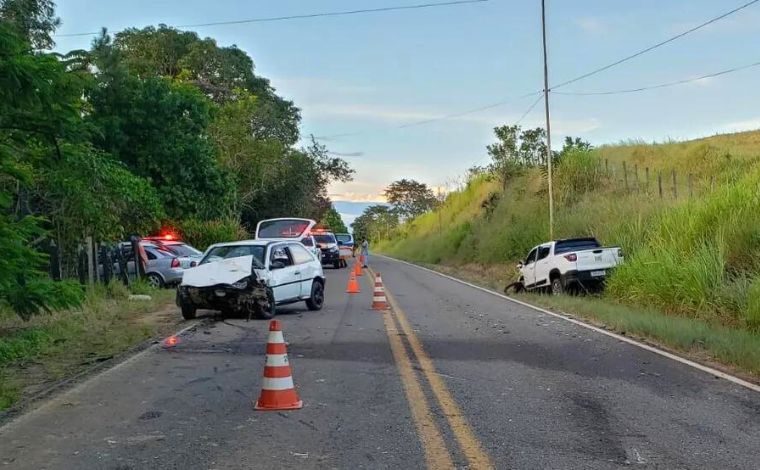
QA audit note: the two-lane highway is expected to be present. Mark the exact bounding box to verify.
[1,257,759,469]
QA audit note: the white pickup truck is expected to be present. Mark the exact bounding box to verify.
[516,237,623,294]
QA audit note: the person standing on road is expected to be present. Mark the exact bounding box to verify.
[361,238,369,268]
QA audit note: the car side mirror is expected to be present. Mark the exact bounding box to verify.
[516,262,523,269]
[270,260,286,270]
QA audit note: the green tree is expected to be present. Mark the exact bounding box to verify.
[320,206,348,233]
[0,23,83,318]
[0,0,59,49]
[87,41,233,219]
[351,205,398,242]
[384,179,437,219]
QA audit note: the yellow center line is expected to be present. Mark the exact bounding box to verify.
[368,267,494,470]
[381,308,455,469]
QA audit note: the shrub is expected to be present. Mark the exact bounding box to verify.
[746,276,760,332]
[175,217,249,251]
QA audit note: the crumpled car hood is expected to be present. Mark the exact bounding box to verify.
[181,255,267,287]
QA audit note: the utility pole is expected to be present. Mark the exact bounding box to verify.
[541,0,554,239]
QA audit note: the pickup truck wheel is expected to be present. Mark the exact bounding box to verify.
[306,280,324,311]
[551,278,564,295]
[180,302,196,320]
[255,288,276,320]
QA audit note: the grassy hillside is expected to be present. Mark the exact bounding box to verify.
[377,130,760,334]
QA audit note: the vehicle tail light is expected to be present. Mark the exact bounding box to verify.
[171,258,180,268]
[564,253,577,262]
[617,248,624,258]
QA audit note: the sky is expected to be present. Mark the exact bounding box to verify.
[53,0,760,203]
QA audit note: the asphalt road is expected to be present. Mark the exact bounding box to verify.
[1,256,759,469]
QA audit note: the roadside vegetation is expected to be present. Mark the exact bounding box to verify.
[370,128,760,378]
[0,282,177,411]
[0,1,353,408]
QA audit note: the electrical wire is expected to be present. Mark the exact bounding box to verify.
[55,0,489,37]
[550,0,760,90]
[554,59,760,96]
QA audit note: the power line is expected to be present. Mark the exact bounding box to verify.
[554,59,760,96]
[550,0,760,90]
[516,94,544,124]
[55,0,489,37]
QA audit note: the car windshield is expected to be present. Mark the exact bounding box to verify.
[163,243,202,257]
[200,245,265,268]
[314,234,337,244]
[258,220,310,238]
[335,234,352,243]
[554,238,601,255]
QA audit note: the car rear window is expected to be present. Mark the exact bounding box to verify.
[163,243,202,257]
[335,234,352,243]
[554,238,601,255]
[258,220,310,238]
[314,234,337,244]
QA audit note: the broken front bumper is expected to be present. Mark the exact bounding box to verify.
[176,281,268,312]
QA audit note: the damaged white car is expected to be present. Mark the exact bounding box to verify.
[176,240,325,320]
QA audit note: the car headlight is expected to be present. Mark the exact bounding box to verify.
[330,246,339,253]
[232,279,248,289]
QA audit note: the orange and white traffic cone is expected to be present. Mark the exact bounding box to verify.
[371,272,389,311]
[254,320,303,411]
[354,259,363,276]
[346,270,361,294]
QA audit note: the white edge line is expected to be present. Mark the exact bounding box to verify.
[0,320,202,431]
[377,254,760,394]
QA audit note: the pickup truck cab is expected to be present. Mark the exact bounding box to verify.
[517,237,623,294]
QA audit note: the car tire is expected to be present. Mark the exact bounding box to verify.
[551,277,563,296]
[256,288,276,320]
[181,302,197,320]
[147,273,163,289]
[333,260,341,269]
[305,280,325,311]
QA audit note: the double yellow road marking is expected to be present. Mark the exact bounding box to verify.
[367,268,493,470]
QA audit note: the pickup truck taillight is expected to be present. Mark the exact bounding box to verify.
[564,253,577,262]
[171,258,180,268]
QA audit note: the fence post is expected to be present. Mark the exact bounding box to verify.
[688,174,694,198]
[658,171,663,198]
[623,161,629,192]
[672,169,678,199]
[634,164,639,193]
[86,236,95,286]
[645,167,650,194]
[605,159,609,175]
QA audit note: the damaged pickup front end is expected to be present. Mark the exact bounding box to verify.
[176,255,274,320]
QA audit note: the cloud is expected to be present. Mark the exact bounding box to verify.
[329,192,387,203]
[270,76,375,97]
[718,118,760,133]
[329,151,364,157]
[304,102,520,126]
[575,17,609,34]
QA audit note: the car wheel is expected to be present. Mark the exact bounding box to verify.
[333,260,341,269]
[256,288,276,320]
[180,302,197,320]
[146,273,163,289]
[551,277,563,295]
[305,280,324,311]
